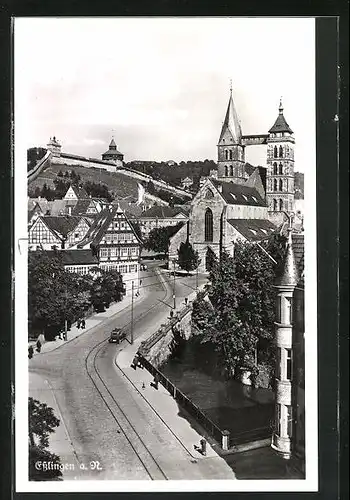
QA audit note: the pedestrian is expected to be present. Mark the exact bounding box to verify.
[81,319,86,329]
[77,319,81,329]
[142,382,145,389]
[36,339,41,353]
[200,437,207,456]
[28,345,34,359]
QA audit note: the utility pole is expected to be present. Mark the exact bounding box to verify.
[173,260,176,310]
[130,281,134,344]
[196,265,199,291]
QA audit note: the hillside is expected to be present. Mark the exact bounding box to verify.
[28,162,140,200]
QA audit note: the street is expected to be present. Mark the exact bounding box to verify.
[29,262,235,480]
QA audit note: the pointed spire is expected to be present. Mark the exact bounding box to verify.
[275,226,298,286]
[109,137,117,149]
[219,86,242,144]
[269,98,293,134]
[279,96,283,114]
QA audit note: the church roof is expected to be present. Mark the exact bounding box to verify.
[269,101,293,134]
[211,179,266,207]
[218,91,242,144]
[140,206,188,219]
[227,219,277,241]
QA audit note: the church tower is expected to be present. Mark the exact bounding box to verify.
[266,99,295,214]
[217,86,247,184]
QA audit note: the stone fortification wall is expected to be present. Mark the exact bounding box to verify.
[138,303,192,368]
[27,150,52,184]
[55,154,118,172]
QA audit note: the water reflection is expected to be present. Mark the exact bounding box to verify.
[161,336,275,439]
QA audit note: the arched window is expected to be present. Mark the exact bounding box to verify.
[225,149,229,160]
[205,208,213,242]
[230,165,233,176]
[279,199,284,211]
[274,146,278,158]
[225,165,229,176]
[279,179,283,191]
[273,199,278,211]
[229,149,233,160]
[204,189,214,199]
[279,145,283,158]
[273,162,278,175]
[274,179,278,191]
[279,163,283,175]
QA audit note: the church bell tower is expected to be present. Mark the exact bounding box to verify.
[266,99,295,214]
[217,85,247,184]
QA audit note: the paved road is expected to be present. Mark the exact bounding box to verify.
[29,263,230,481]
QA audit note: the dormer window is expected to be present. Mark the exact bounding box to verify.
[252,196,258,203]
[230,193,236,201]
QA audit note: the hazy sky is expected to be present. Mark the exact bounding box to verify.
[15,17,315,172]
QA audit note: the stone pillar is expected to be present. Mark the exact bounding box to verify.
[221,430,230,451]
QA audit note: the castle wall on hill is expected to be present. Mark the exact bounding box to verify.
[55,155,117,172]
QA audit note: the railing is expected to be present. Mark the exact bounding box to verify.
[139,354,226,448]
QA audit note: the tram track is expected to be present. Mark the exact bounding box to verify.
[84,268,171,480]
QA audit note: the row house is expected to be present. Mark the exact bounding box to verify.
[75,204,142,291]
[138,205,189,237]
[28,215,91,250]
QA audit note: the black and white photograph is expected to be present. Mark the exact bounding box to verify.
[15,17,318,492]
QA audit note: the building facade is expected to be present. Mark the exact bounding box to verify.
[168,177,277,272]
[76,204,142,291]
[272,229,305,474]
[28,215,90,251]
[139,206,189,237]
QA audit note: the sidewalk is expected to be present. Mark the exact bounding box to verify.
[115,287,234,470]
[28,287,146,356]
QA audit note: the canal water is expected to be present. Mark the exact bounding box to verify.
[160,336,275,442]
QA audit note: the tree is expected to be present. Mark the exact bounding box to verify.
[205,246,218,273]
[145,223,184,254]
[28,397,62,481]
[192,241,277,379]
[177,240,200,273]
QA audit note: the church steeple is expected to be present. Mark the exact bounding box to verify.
[218,86,242,145]
[217,85,246,183]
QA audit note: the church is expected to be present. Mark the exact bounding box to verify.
[168,88,296,272]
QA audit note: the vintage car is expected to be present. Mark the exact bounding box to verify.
[108,328,127,344]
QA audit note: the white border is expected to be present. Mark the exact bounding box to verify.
[15,17,318,493]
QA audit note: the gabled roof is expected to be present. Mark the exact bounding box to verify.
[77,205,142,248]
[269,102,293,134]
[227,219,277,241]
[211,179,266,207]
[140,205,188,219]
[66,185,89,199]
[40,216,82,238]
[218,91,242,144]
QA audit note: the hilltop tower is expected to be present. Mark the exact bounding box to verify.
[47,136,61,157]
[217,86,247,184]
[102,137,124,166]
[266,100,295,214]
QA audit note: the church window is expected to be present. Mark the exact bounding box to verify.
[229,149,233,160]
[230,166,233,176]
[279,163,283,175]
[274,179,278,191]
[286,349,292,381]
[287,405,293,437]
[204,208,213,242]
[273,199,278,211]
[279,199,284,211]
[279,145,283,158]
[225,165,229,176]
[274,146,278,158]
[279,179,283,191]
[204,188,214,199]
[225,149,229,160]
[273,162,278,175]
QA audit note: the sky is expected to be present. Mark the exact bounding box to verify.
[15,17,315,172]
